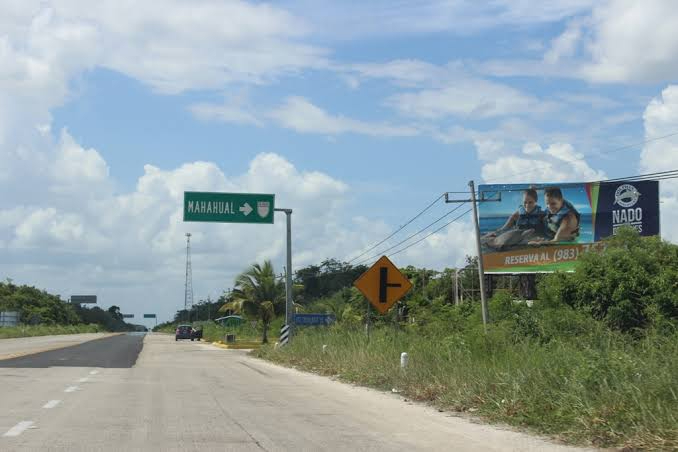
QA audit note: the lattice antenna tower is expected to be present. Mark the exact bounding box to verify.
[184,233,194,311]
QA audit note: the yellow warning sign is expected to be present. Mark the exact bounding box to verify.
[353,256,413,315]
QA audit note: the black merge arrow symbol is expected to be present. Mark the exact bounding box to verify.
[379,267,401,303]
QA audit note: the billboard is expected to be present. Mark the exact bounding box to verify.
[478,180,660,273]
[70,295,97,304]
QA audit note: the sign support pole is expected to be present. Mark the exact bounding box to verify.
[275,208,294,334]
[469,180,489,330]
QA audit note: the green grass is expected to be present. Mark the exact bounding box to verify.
[256,323,678,449]
[0,323,102,339]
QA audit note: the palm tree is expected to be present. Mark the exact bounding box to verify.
[219,261,285,343]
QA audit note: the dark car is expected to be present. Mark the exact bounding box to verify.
[191,326,203,340]
[175,324,193,341]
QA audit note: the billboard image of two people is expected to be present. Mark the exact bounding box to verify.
[478,180,660,273]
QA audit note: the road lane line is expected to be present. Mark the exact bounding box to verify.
[64,386,78,393]
[42,400,61,409]
[3,421,34,437]
[89,370,99,375]
[78,377,89,383]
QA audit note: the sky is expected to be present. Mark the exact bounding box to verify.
[1,0,678,327]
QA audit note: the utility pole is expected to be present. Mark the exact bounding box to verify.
[445,181,499,331]
[469,181,489,330]
[184,233,193,323]
[454,268,459,305]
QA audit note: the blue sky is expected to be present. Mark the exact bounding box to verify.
[2,0,678,326]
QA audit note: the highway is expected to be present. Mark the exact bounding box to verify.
[0,333,590,451]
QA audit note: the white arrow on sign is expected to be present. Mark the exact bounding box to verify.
[239,203,253,216]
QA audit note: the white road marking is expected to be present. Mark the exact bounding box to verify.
[42,400,61,409]
[64,386,78,393]
[78,377,89,383]
[3,421,34,437]
[89,370,99,375]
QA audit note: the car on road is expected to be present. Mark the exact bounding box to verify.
[191,326,203,340]
[175,324,194,341]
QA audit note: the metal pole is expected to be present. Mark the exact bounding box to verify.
[366,297,371,342]
[454,269,459,305]
[275,208,294,330]
[469,180,489,330]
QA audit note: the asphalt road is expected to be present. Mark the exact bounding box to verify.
[0,333,591,452]
[0,333,118,361]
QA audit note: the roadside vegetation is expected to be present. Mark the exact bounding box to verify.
[0,279,142,336]
[0,324,102,339]
[158,228,677,448]
[252,228,678,449]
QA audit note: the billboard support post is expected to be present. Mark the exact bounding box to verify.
[469,180,489,330]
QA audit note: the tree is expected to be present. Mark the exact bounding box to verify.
[219,260,285,343]
[539,227,678,332]
[107,305,123,322]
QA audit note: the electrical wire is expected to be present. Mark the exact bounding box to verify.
[345,193,444,263]
[352,202,468,266]
[388,208,472,259]
[601,169,678,183]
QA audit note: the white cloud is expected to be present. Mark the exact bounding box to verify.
[582,0,678,83]
[285,0,595,40]
[640,85,678,242]
[476,1,678,84]
[0,0,327,96]
[481,142,606,184]
[387,80,548,120]
[189,102,262,127]
[268,96,419,137]
[347,59,454,88]
[51,129,110,193]
[0,138,396,322]
[544,19,584,64]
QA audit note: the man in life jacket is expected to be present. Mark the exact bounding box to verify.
[529,186,580,244]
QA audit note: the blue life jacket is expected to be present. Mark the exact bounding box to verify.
[516,205,544,230]
[544,200,580,239]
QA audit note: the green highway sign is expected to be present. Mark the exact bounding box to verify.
[70,295,97,304]
[122,314,134,319]
[143,314,156,318]
[183,192,275,224]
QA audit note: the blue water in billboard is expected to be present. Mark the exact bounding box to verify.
[480,213,594,244]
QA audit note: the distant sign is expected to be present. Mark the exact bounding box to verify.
[70,295,97,304]
[353,256,413,315]
[478,180,660,273]
[0,311,20,327]
[143,314,156,318]
[183,192,275,224]
[294,313,336,326]
[122,314,134,319]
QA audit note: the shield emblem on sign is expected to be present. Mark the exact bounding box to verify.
[257,201,270,218]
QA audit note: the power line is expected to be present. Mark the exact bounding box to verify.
[353,202,468,266]
[345,193,444,263]
[388,208,472,259]
[603,169,678,182]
